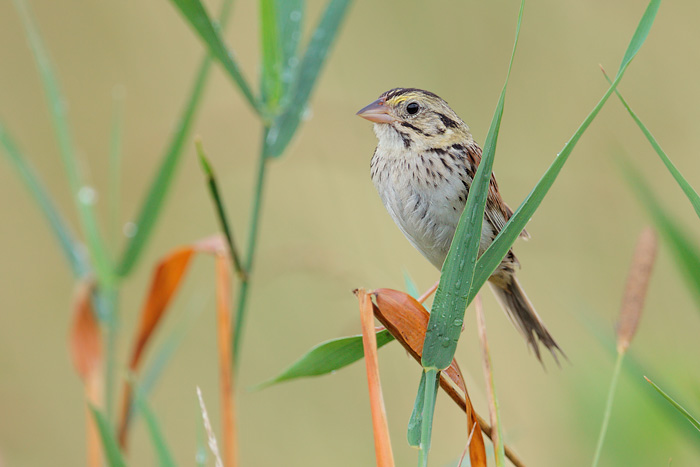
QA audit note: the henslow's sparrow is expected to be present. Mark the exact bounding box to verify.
[357,88,561,361]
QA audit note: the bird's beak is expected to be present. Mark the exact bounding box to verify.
[356,98,394,123]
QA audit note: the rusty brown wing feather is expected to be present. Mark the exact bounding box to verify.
[465,142,530,240]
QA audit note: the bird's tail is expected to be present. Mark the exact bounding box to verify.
[488,274,564,364]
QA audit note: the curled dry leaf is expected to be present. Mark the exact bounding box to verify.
[372,288,487,467]
[617,227,658,354]
[69,278,103,467]
[118,234,230,448]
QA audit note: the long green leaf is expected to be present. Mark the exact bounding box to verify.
[407,372,427,447]
[618,156,700,309]
[601,70,700,219]
[0,122,88,278]
[89,405,127,467]
[276,0,304,105]
[645,377,700,434]
[13,0,113,285]
[256,330,394,389]
[118,0,235,276]
[131,381,177,467]
[264,0,353,157]
[260,0,282,110]
[417,368,439,467]
[471,0,661,301]
[168,0,259,115]
[422,0,524,371]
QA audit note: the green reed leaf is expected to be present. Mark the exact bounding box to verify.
[118,0,234,276]
[276,0,304,104]
[0,122,88,278]
[618,156,700,310]
[131,381,177,467]
[600,69,700,219]
[407,372,427,447]
[13,0,113,285]
[257,330,394,389]
[646,377,700,434]
[471,0,661,301]
[260,0,282,110]
[168,0,259,115]
[422,0,524,371]
[417,368,439,467]
[264,0,353,158]
[89,405,127,467]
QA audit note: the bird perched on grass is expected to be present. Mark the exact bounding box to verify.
[357,87,562,362]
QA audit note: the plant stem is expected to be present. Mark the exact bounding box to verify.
[592,351,625,467]
[232,129,270,365]
[101,285,120,422]
[417,368,438,467]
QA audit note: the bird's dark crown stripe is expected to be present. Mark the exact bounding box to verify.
[381,87,441,101]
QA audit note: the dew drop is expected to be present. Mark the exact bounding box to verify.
[290,10,302,21]
[123,222,138,238]
[78,186,97,205]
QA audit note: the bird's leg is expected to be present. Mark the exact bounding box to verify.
[418,280,440,304]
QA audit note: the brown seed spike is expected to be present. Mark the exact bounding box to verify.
[616,227,658,354]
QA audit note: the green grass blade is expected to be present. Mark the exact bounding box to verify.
[422,0,524,370]
[196,140,247,280]
[601,70,700,219]
[89,405,127,467]
[13,0,113,285]
[471,0,661,299]
[118,0,235,276]
[256,330,394,389]
[591,352,625,467]
[264,0,353,158]
[417,368,439,467]
[260,0,282,111]
[645,377,700,434]
[168,0,260,115]
[0,122,89,278]
[618,156,700,309]
[131,381,177,467]
[407,372,427,447]
[276,0,304,104]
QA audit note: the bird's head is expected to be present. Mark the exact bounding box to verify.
[356,88,471,150]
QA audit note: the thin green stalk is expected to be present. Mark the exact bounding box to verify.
[592,352,625,467]
[102,285,120,422]
[196,140,247,280]
[232,130,270,364]
[417,368,439,467]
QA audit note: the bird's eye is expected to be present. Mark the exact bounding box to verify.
[406,102,420,115]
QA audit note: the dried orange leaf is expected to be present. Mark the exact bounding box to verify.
[69,279,103,467]
[617,227,658,353]
[215,255,237,467]
[356,289,395,467]
[69,279,102,383]
[372,288,487,466]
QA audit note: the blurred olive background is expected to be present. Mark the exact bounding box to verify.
[2,0,700,465]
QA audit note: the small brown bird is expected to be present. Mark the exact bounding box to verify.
[357,87,561,362]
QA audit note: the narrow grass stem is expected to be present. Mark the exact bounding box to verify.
[592,351,625,467]
[417,368,438,467]
[102,285,120,422]
[232,130,270,364]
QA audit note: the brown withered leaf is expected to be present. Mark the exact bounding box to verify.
[119,234,230,449]
[372,288,487,467]
[69,279,101,384]
[356,288,395,467]
[617,227,658,354]
[69,279,103,467]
